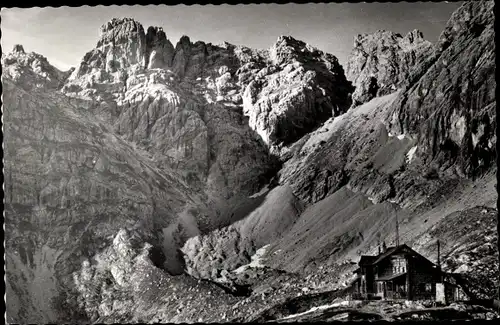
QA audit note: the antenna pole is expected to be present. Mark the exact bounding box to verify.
[437,239,441,268]
[437,239,442,282]
[395,212,400,246]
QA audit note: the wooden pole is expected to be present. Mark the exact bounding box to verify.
[395,211,400,247]
[437,240,441,268]
[437,239,442,282]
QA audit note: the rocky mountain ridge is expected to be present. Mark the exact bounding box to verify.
[2,44,72,90]
[63,18,353,156]
[4,1,497,323]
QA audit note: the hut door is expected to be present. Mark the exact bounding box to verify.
[387,282,393,299]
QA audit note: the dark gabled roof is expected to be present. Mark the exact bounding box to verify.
[371,244,436,267]
[371,245,400,265]
[357,244,437,268]
[376,272,407,281]
[359,255,377,265]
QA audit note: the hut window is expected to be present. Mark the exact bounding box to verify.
[425,283,432,292]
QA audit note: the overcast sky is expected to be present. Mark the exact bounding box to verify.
[1,2,463,71]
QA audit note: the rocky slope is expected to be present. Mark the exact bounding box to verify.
[4,1,497,323]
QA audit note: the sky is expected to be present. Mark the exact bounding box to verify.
[1,2,463,71]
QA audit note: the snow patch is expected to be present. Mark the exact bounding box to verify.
[397,134,406,140]
[204,93,213,103]
[406,146,418,164]
[281,300,351,320]
[249,183,271,198]
[233,244,270,274]
[455,264,470,273]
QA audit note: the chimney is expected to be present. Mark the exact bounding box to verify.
[382,241,387,252]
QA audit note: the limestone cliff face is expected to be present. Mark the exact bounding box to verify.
[66,19,353,161]
[243,36,354,155]
[346,30,433,106]
[63,19,279,224]
[387,0,496,179]
[62,18,353,216]
[2,76,199,322]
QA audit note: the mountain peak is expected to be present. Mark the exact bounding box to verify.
[96,17,145,50]
[347,28,433,105]
[404,29,425,43]
[99,17,144,35]
[274,35,305,48]
[12,44,25,54]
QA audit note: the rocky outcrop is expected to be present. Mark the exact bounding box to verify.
[182,185,303,281]
[145,26,175,69]
[243,36,354,155]
[69,18,175,82]
[72,228,242,323]
[346,30,433,105]
[2,44,70,90]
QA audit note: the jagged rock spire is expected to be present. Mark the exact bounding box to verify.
[12,44,25,54]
